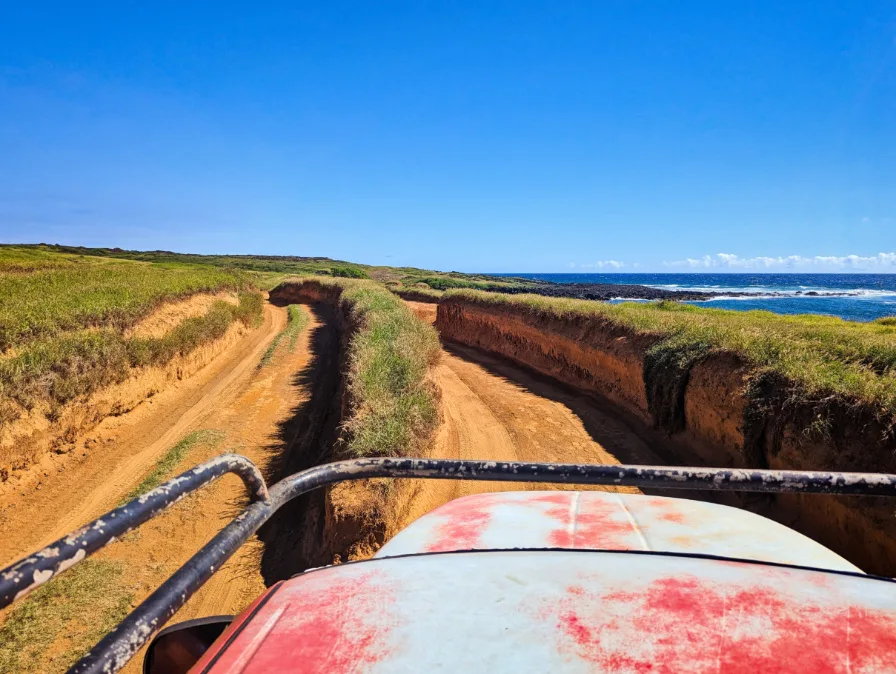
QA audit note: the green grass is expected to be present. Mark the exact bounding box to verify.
[0,559,133,674]
[445,290,896,424]
[27,244,373,282]
[0,246,98,273]
[400,275,530,292]
[390,286,445,302]
[9,243,532,288]
[274,279,441,458]
[259,304,310,367]
[0,247,249,352]
[124,429,226,502]
[0,291,264,426]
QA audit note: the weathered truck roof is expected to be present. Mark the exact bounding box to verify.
[193,550,896,672]
[376,490,860,572]
[189,492,894,672]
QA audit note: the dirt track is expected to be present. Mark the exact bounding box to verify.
[0,302,286,564]
[400,301,655,524]
[2,296,670,672]
[0,300,328,673]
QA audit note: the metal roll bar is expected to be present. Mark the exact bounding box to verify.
[2,454,895,674]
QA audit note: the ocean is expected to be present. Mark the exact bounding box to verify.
[504,273,896,322]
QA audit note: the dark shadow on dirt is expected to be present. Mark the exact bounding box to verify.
[257,303,344,585]
[441,340,766,511]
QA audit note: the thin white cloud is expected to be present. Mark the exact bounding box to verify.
[579,260,625,269]
[663,253,896,270]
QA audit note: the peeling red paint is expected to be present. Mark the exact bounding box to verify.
[655,510,687,524]
[223,571,397,673]
[528,493,640,550]
[552,574,896,673]
[642,496,689,524]
[423,493,495,552]
[423,492,645,554]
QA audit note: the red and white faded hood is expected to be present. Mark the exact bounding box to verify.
[376,490,860,572]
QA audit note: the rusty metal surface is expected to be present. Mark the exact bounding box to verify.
[191,550,896,673]
[0,453,268,610]
[375,491,862,572]
[0,455,890,674]
[268,456,896,497]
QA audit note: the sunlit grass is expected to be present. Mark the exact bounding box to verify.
[0,292,264,423]
[259,304,309,367]
[0,248,248,352]
[124,429,226,502]
[0,559,133,674]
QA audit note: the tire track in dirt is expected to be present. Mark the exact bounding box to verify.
[0,301,331,674]
[0,302,286,565]
[400,301,661,525]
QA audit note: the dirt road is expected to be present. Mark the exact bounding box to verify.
[401,301,660,524]
[0,301,327,673]
[2,296,673,673]
[0,303,285,564]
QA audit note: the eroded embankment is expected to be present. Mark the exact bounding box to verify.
[437,295,896,575]
[261,279,439,579]
[0,291,260,488]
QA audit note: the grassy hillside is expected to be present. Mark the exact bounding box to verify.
[0,249,249,352]
[0,246,263,438]
[16,243,531,289]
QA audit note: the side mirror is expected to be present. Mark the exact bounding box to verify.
[143,615,233,674]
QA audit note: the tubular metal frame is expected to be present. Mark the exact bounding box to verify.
[3,454,896,674]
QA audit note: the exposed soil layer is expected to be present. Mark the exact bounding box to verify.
[125,291,239,339]
[0,291,245,483]
[259,287,659,579]
[0,300,325,673]
[398,302,653,530]
[261,281,385,576]
[436,295,896,575]
[0,302,283,565]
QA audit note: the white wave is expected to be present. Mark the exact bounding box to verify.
[645,284,896,298]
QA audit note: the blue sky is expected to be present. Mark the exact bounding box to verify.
[1,2,895,273]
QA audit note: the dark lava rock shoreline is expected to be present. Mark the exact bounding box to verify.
[496,282,726,301]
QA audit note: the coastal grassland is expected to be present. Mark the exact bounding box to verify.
[0,559,133,674]
[32,244,372,281]
[0,245,103,273]
[260,304,310,367]
[274,278,441,458]
[0,291,263,423]
[0,248,249,352]
[16,243,539,288]
[0,245,267,434]
[390,285,445,302]
[446,290,896,425]
[398,274,533,292]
